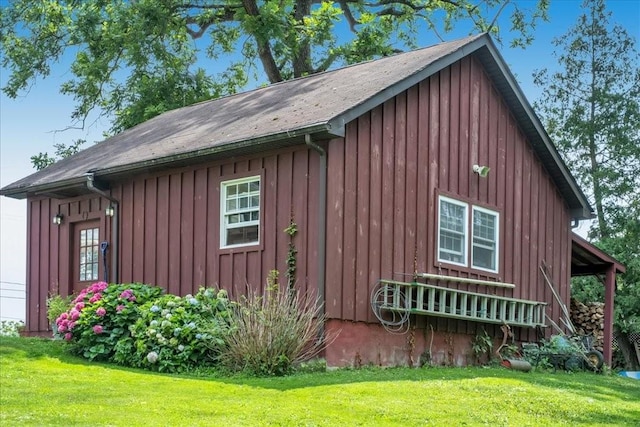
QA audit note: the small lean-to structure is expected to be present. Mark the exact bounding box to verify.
[1,33,624,367]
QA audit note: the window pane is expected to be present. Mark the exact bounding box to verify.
[222,177,260,247]
[441,231,464,252]
[79,226,100,281]
[439,199,466,264]
[473,244,495,270]
[472,208,498,271]
[91,262,99,280]
[441,203,465,232]
[226,225,259,246]
[473,211,495,240]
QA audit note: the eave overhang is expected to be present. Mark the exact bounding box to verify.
[0,123,335,200]
[571,233,626,276]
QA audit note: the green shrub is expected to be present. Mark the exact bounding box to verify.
[0,320,24,337]
[523,335,584,370]
[46,294,72,332]
[117,287,231,372]
[221,271,333,376]
[471,329,494,365]
[55,282,164,361]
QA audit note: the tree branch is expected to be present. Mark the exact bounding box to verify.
[241,0,283,83]
[293,0,312,78]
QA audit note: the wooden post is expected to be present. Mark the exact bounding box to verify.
[603,265,616,366]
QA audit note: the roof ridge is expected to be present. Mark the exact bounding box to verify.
[179,33,485,112]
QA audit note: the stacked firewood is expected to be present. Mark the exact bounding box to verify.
[570,299,605,352]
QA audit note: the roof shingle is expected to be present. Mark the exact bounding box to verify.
[0,33,593,219]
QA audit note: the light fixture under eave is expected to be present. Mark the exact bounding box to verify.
[472,164,491,178]
[52,214,63,225]
[105,205,115,217]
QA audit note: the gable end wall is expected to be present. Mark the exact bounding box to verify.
[325,55,571,343]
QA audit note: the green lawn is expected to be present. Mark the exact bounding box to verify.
[1,337,639,426]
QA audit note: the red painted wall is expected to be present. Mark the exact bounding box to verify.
[25,146,321,334]
[324,56,571,351]
[24,56,572,368]
[111,146,320,298]
[25,196,110,333]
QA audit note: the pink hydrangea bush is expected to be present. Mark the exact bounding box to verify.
[55,282,163,361]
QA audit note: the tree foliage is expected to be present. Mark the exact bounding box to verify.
[31,139,85,171]
[533,0,640,368]
[1,0,549,137]
[533,0,640,240]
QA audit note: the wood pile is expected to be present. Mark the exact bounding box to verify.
[570,298,604,352]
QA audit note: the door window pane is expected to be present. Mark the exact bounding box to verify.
[79,227,99,281]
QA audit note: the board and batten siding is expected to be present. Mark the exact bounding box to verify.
[26,196,110,333]
[24,146,321,334]
[112,146,320,297]
[325,56,571,340]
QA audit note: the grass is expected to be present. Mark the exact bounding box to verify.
[1,337,639,426]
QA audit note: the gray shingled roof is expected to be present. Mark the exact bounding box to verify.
[0,33,593,219]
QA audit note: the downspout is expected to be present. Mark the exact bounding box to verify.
[85,174,119,284]
[305,134,327,313]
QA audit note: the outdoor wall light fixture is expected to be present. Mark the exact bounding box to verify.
[52,214,63,225]
[105,205,115,217]
[472,164,491,178]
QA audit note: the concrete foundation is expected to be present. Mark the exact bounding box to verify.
[324,319,477,368]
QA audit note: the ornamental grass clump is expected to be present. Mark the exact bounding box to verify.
[221,271,334,376]
[117,287,231,372]
[55,282,164,361]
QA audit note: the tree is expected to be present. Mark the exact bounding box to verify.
[31,139,86,171]
[1,0,549,137]
[533,0,640,369]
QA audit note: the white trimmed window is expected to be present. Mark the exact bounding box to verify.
[437,196,499,273]
[438,197,468,266]
[221,176,260,248]
[79,227,100,281]
[471,206,499,272]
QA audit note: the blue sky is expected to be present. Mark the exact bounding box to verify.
[1,0,639,321]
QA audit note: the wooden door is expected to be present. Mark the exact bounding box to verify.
[71,219,102,294]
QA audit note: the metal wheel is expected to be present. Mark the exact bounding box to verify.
[584,350,604,371]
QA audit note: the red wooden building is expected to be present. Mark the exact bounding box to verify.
[1,34,624,366]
